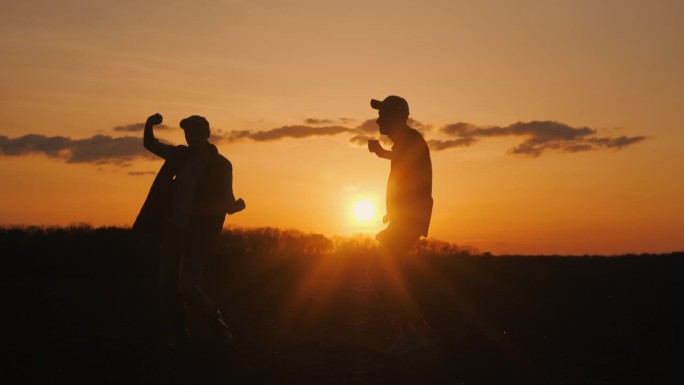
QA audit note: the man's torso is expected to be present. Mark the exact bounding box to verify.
[387,128,433,236]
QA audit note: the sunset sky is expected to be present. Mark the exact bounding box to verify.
[1,0,682,255]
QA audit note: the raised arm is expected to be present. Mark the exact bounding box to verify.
[143,113,174,159]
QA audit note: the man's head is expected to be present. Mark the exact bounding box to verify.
[180,115,210,147]
[370,95,409,137]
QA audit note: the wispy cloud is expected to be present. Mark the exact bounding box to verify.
[212,125,355,143]
[432,120,647,156]
[128,171,157,176]
[1,118,647,170]
[304,118,334,125]
[113,123,171,132]
[250,125,352,141]
[211,118,644,157]
[211,118,398,146]
[0,134,156,165]
[427,137,478,151]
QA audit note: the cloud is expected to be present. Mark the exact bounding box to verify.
[212,118,422,147]
[408,118,432,132]
[433,120,646,156]
[338,117,356,125]
[0,134,155,165]
[213,125,354,143]
[355,119,379,134]
[304,118,334,125]
[68,135,154,164]
[427,137,478,151]
[587,136,647,149]
[211,129,252,143]
[250,125,352,141]
[113,118,644,158]
[0,134,72,158]
[113,123,171,132]
[2,117,646,169]
[128,171,156,176]
[305,117,359,125]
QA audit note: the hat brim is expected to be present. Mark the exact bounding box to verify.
[370,99,384,110]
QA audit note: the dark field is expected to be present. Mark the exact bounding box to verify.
[1,226,682,384]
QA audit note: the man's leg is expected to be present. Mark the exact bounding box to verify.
[367,242,418,327]
[158,223,189,347]
[179,251,233,345]
[367,227,435,354]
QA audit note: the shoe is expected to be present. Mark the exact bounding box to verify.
[212,310,234,346]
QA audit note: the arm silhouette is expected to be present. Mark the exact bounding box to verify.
[223,164,246,215]
[143,113,174,159]
[368,139,393,160]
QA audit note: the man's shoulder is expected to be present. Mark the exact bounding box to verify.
[213,152,232,171]
[171,144,189,154]
[219,155,232,168]
[405,127,429,148]
[407,127,425,139]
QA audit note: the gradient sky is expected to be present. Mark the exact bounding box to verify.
[1,0,682,255]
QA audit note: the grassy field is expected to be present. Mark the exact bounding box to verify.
[1,226,682,384]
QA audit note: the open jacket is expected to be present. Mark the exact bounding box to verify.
[133,144,232,253]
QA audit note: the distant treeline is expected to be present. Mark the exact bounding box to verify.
[0,224,480,258]
[2,224,680,258]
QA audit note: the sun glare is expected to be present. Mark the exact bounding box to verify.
[352,199,376,222]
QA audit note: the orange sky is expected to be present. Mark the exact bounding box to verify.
[1,1,683,255]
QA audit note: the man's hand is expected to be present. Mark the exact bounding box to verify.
[368,139,383,154]
[368,139,393,159]
[227,198,246,215]
[146,113,163,126]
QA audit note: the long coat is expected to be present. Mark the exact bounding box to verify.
[133,144,231,254]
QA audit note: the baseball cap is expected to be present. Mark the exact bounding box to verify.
[370,95,409,116]
[180,115,210,138]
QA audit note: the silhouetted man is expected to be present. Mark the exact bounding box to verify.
[366,95,435,356]
[133,113,245,349]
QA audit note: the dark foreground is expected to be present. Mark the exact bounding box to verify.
[1,226,682,384]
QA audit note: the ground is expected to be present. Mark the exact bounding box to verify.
[2,227,682,384]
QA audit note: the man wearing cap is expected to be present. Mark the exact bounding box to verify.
[366,95,436,355]
[134,112,246,349]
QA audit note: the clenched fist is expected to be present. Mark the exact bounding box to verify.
[227,198,246,215]
[368,139,383,154]
[146,113,163,126]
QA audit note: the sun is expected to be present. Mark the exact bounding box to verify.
[352,199,376,222]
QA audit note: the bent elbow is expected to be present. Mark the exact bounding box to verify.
[143,138,155,151]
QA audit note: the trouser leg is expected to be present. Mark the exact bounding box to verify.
[367,228,428,334]
[179,251,214,315]
[179,250,232,342]
[158,225,188,344]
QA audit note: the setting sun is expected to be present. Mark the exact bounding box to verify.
[352,199,376,223]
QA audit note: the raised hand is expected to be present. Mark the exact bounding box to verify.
[146,113,163,126]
